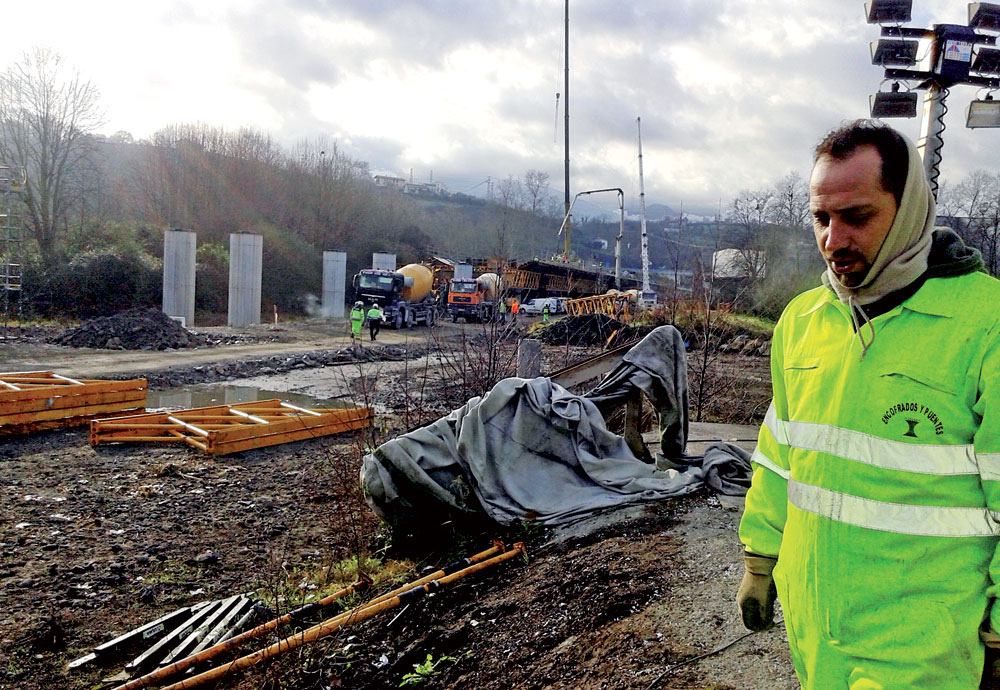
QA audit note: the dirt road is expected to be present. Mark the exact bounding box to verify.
[1,318,443,380]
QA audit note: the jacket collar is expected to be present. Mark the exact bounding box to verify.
[802,277,952,319]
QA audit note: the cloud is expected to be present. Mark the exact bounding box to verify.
[3,0,996,219]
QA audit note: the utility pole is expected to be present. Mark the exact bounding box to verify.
[636,118,653,304]
[563,0,571,260]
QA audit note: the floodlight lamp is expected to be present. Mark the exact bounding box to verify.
[871,38,920,66]
[973,47,1000,76]
[969,3,1000,32]
[967,94,1000,127]
[870,83,919,117]
[865,0,912,24]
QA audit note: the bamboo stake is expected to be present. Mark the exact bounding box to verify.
[157,544,525,690]
[112,542,505,690]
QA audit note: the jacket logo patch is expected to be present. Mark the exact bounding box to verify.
[881,402,945,436]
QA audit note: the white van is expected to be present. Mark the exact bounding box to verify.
[521,298,560,315]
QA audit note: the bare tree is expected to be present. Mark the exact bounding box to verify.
[523,169,550,215]
[942,170,1000,276]
[0,48,104,266]
[494,175,525,257]
[726,189,773,286]
[767,171,811,272]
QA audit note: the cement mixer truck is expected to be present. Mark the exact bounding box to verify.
[352,263,438,329]
[447,265,501,323]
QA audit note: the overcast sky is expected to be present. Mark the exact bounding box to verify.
[4,1,999,217]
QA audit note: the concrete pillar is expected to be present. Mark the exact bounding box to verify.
[372,252,396,270]
[228,233,263,326]
[322,251,347,319]
[516,338,542,378]
[162,229,196,327]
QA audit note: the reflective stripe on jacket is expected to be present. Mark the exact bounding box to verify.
[739,272,1000,689]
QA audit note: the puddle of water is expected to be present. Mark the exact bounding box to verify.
[147,384,351,411]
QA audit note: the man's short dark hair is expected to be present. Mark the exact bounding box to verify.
[814,119,909,206]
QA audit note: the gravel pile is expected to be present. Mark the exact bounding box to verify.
[48,309,210,351]
[134,344,419,388]
[536,314,638,346]
[0,325,53,343]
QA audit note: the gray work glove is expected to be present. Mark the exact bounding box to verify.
[737,551,778,632]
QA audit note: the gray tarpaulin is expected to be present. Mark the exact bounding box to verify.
[585,325,689,460]
[360,326,753,528]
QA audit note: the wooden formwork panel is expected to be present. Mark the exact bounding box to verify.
[0,371,147,435]
[90,399,373,456]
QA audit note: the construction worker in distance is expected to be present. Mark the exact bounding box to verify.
[366,302,384,342]
[736,119,1000,689]
[497,297,507,324]
[511,298,519,321]
[541,302,550,323]
[349,300,365,342]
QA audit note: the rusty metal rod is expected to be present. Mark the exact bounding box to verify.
[157,544,525,690]
[111,542,504,690]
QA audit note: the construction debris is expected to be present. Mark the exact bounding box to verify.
[0,371,147,435]
[153,543,526,690]
[111,576,372,690]
[67,594,266,674]
[564,293,635,319]
[49,308,209,350]
[534,313,639,347]
[143,343,418,389]
[90,399,373,455]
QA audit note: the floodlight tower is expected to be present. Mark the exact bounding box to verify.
[867,1,1000,197]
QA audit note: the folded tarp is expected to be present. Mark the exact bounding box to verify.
[361,331,752,527]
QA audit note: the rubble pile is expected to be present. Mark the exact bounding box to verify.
[719,334,770,357]
[0,325,52,343]
[535,314,638,346]
[48,309,210,351]
[139,344,419,388]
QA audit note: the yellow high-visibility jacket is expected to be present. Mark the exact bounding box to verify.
[739,270,1000,689]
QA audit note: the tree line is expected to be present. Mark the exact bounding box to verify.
[0,49,562,320]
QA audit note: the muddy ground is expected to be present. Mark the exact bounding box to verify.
[0,316,797,690]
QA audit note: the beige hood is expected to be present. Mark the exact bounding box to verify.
[821,132,936,306]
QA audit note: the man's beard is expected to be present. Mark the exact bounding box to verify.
[826,250,871,288]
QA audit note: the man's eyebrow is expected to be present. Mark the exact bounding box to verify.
[829,204,877,215]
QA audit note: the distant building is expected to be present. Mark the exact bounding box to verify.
[374,175,406,190]
[712,248,766,279]
[402,181,448,197]
[711,248,766,306]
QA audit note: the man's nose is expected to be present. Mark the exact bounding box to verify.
[824,219,852,252]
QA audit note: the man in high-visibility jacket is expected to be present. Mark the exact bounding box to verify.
[366,302,384,342]
[349,300,365,342]
[737,119,1000,689]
